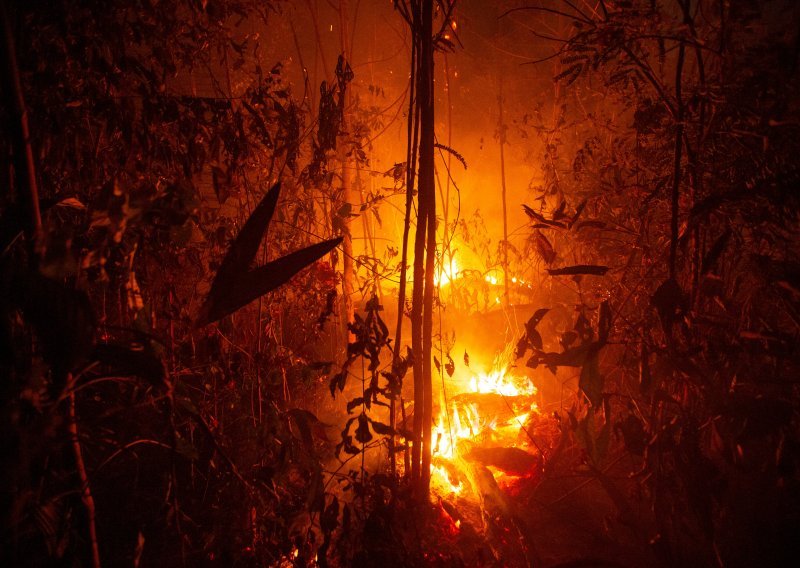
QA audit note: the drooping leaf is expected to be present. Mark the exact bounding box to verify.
[535,231,557,264]
[701,229,731,275]
[355,412,372,444]
[445,354,455,377]
[569,198,588,228]
[579,350,603,408]
[463,350,470,367]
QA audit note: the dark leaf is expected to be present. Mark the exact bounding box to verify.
[535,231,557,264]
[569,199,588,228]
[701,229,731,275]
[199,236,342,325]
[197,182,342,325]
[528,329,543,351]
[463,447,540,476]
[579,351,603,408]
[355,413,372,444]
[369,419,394,436]
[463,350,470,367]
[547,265,609,276]
[445,354,455,377]
[598,300,612,344]
[346,397,364,414]
[651,278,685,339]
[526,308,550,331]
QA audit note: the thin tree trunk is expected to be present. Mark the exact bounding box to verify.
[1,2,42,243]
[338,0,355,344]
[417,0,435,497]
[498,75,509,305]
[393,22,419,477]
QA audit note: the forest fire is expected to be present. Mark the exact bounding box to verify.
[3,0,799,566]
[430,361,540,496]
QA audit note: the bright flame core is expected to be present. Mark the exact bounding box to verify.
[435,256,459,287]
[431,364,539,495]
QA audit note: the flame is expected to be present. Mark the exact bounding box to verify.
[431,364,538,495]
[435,256,459,287]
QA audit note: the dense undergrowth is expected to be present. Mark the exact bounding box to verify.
[2,1,800,567]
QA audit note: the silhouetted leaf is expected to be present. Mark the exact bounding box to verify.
[200,236,342,325]
[580,351,602,408]
[598,300,611,344]
[355,412,372,444]
[198,182,343,325]
[369,419,394,436]
[464,447,539,475]
[569,198,588,228]
[702,229,731,275]
[535,231,557,264]
[547,265,609,276]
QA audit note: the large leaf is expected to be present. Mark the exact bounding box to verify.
[197,183,342,325]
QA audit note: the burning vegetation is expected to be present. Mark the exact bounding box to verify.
[2,0,800,567]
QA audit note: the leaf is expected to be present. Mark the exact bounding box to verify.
[547,265,609,276]
[651,278,685,339]
[579,351,603,408]
[526,308,550,332]
[463,447,540,476]
[329,371,346,398]
[198,183,342,325]
[355,412,372,444]
[434,356,441,374]
[540,341,601,368]
[445,354,455,377]
[575,220,606,230]
[535,231,557,264]
[369,419,394,436]
[346,397,364,413]
[598,300,612,344]
[701,229,731,275]
[287,408,327,455]
[463,350,470,367]
[528,329,543,350]
[569,198,588,228]
[211,165,231,204]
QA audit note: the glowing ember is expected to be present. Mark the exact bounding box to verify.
[431,363,539,495]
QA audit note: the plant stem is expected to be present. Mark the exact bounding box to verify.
[68,381,102,568]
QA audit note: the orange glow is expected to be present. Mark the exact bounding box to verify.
[430,360,539,495]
